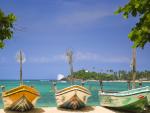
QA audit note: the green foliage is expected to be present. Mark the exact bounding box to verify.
[68,69,114,81]
[0,9,16,48]
[115,0,150,48]
[66,69,150,81]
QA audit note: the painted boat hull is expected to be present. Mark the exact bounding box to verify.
[99,86,150,112]
[2,85,40,112]
[55,85,91,110]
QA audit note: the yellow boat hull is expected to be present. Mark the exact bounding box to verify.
[2,85,40,111]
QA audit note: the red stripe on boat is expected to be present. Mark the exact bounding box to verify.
[137,95,145,99]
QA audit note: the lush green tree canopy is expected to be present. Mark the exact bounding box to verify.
[115,0,150,48]
[0,9,16,48]
[65,69,150,81]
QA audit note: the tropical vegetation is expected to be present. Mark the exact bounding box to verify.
[115,0,150,48]
[65,69,150,81]
[0,9,16,48]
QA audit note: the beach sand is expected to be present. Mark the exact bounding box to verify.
[0,106,128,113]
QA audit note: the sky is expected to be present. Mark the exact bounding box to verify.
[0,0,150,80]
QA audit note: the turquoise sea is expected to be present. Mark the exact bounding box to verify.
[0,80,150,108]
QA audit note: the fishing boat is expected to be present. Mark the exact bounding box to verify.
[55,49,91,110]
[99,48,150,112]
[56,85,91,109]
[99,86,150,111]
[2,50,40,112]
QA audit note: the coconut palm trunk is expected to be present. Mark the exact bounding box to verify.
[132,48,136,89]
[66,49,74,84]
[19,51,23,85]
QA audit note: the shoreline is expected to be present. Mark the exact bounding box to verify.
[86,80,150,83]
[0,106,128,113]
[0,80,150,82]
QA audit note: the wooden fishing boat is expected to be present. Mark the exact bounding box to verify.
[2,85,40,111]
[99,49,150,112]
[1,50,40,111]
[55,49,91,109]
[99,86,150,111]
[56,85,91,109]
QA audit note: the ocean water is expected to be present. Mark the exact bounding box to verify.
[0,80,150,108]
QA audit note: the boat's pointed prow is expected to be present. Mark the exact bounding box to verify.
[9,96,33,112]
[55,50,91,110]
[99,84,150,112]
[55,85,91,110]
[2,50,40,111]
[2,85,40,111]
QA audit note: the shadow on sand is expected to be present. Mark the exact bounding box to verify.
[105,107,150,113]
[4,108,45,113]
[57,106,94,112]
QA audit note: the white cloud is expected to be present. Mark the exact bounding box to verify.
[28,57,51,63]
[24,4,113,33]
[27,51,130,64]
[0,51,130,64]
[56,9,112,26]
[75,51,99,61]
[74,51,130,63]
[28,54,66,64]
[52,53,66,61]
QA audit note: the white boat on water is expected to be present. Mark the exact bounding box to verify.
[58,81,67,83]
[57,74,65,80]
[57,74,67,83]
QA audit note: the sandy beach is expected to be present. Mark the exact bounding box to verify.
[0,106,129,113]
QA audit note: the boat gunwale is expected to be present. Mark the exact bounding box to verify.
[3,85,39,95]
[55,88,91,96]
[2,88,40,97]
[99,86,150,97]
[56,85,90,94]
